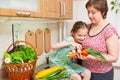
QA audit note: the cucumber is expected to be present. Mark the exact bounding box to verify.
[42,69,63,80]
[47,69,63,78]
[42,67,68,80]
[42,77,49,80]
[48,72,69,80]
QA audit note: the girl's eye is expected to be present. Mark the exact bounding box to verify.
[78,35,86,37]
[78,35,84,37]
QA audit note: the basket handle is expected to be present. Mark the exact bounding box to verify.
[6,40,37,55]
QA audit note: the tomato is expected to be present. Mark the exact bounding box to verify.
[81,50,88,57]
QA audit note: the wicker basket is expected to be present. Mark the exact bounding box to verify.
[3,40,37,80]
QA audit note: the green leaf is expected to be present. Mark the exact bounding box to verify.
[86,48,106,62]
[119,4,120,8]
[111,1,115,5]
[110,0,120,13]
[10,51,24,64]
[48,72,69,80]
[116,9,119,13]
[4,52,11,59]
[9,45,36,64]
[111,6,115,10]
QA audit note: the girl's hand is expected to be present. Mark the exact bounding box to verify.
[74,52,89,60]
[75,53,87,60]
[70,42,82,52]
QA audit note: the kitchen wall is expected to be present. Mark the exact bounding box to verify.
[0,18,63,70]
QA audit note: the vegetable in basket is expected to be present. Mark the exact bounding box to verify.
[4,45,37,64]
[4,52,12,63]
[3,41,37,80]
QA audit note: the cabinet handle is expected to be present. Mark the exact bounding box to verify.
[16,12,31,17]
[60,1,63,17]
[63,1,66,16]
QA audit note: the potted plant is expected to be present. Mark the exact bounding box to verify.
[111,0,120,13]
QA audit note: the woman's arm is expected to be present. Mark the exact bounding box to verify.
[103,34,119,62]
[86,34,119,62]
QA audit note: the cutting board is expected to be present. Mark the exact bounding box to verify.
[35,29,44,56]
[44,28,51,53]
[25,30,36,49]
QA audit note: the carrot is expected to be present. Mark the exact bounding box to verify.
[67,50,88,58]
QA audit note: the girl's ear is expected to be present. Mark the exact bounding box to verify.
[71,31,74,36]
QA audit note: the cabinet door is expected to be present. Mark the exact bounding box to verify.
[61,0,73,19]
[0,0,43,18]
[43,0,73,19]
[43,0,60,18]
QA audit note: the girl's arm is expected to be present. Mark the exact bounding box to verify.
[51,41,71,50]
[52,41,82,50]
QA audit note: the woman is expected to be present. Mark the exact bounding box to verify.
[78,0,119,80]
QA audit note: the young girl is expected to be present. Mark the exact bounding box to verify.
[49,21,91,80]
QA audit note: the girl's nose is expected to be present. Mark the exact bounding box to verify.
[80,37,85,40]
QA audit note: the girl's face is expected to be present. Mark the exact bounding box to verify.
[72,28,88,43]
[87,6,103,25]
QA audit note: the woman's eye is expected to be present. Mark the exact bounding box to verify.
[92,11,96,14]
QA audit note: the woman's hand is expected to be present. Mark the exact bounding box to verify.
[86,55,97,60]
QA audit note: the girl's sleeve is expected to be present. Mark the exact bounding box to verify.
[104,25,120,39]
[64,36,74,50]
[64,36,74,42]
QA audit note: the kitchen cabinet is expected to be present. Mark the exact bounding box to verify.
[0,0,43,18]
[43,0,73,19]
[0,0,73,19]
[63,0,73,19]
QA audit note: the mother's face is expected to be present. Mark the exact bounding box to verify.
[87,6,104,24]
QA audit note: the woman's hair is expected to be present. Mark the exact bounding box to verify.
[71,21,88,33]
[86,0,108,19]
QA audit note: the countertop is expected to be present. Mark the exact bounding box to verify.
[0,68,9,80]
[0,63,49,80]
[1,64,70,80]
